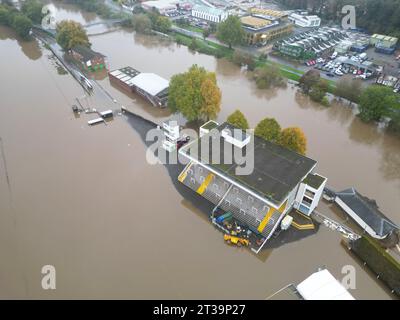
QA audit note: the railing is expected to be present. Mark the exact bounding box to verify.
[312,210,360,241]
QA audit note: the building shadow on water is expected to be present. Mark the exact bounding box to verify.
[124,111,320,257]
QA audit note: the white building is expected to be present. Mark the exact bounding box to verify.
[141,0,178,15]
[289,13,321,27]
[191,5,228,23]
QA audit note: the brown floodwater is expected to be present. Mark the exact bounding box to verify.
[0,3,399,299]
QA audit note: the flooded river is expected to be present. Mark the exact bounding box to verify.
[0,3,399,299]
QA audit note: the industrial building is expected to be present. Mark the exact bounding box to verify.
[240,8,293,45]
[178,122,327,253]
[191,4,228,23]
[141,0,178,15]
[288,13,321,28]
[370,34,398,54]
[277,27,347,59]
[370,34,398,48]
[108,67,169,107]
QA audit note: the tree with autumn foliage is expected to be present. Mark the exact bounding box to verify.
[279,127,307,155]
[227,110,249,130]
[168,65,221,121]
[255,118,281,143]
[56,20,90,50]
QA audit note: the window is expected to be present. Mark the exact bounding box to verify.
[305,189,316,198]
[302,196,312,205]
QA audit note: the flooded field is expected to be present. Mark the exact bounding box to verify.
[0,3,399,299]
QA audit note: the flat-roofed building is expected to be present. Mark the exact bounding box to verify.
[370,34,398,48]
[249,7,288,21]
[108,67,169,107]
[289,13,321,27]
[191,4,228,23]
[141,0,178,15]
[178,122,327,253]
[241,14,293,45]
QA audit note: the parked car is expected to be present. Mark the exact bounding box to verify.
[177,136,190,150]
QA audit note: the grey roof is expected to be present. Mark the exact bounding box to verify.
[180,122,316,206]
[336,188,399,237]
[72,45,105,61]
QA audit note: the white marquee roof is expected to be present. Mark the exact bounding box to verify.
[128,73,169,96]
[297,269,355,300]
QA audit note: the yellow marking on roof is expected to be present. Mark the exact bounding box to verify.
[178,162,193,183]
[197,173,214,195]
[258,207,275,233]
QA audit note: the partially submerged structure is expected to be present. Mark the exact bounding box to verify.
[178,122,327,253]
[70,45,107,72]
[335,188,399,240]
[108,67,169,107]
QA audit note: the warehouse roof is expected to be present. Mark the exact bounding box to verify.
[179,122,316,206]
[250,8,288,19]
[241,16,272,29]
[192,4,226,16]
[128,73,169,97]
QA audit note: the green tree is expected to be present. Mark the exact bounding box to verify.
[21,0,44,24]
[132,14,152,34]
[168,65,221,121]
[255,118,281,143]
[0,6,11,25]
[232,50,256,71]
[358,85,399,122]
[154,15,171,33]
[279,127,307,155]
[202,28,210,39]
[216,15,244,49]
[227,110,249,130]
[12,14,33,39]
[299,69,320,94]
[56,20,90,50]
[335,77,363,103]
[200,75,221,120]
[253,64,286,89]
[309,79,328,104]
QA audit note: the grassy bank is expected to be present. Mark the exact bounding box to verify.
[173,32,232,59]
[348,235,400,296]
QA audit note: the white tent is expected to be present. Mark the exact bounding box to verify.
[296,269,355,300]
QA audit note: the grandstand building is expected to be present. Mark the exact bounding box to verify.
[178,122,327,253]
